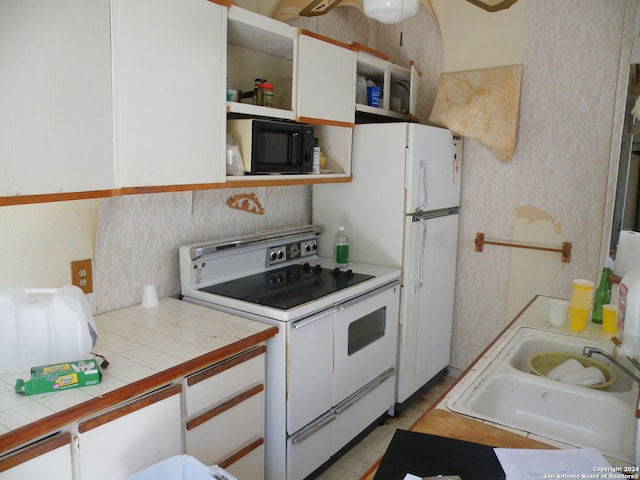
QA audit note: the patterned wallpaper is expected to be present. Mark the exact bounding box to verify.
[91,186,311,314]
[90,0,635,372]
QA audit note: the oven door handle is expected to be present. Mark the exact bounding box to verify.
[290,413,337,445]
[335,281,400,311]
[292,308,337,329]
[334,367,395,415]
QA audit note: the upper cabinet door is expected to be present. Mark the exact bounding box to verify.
[112,0,226,188]
[0,0,115,197]
[297,33,355,125]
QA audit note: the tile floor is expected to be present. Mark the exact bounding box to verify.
[316,374,456,480]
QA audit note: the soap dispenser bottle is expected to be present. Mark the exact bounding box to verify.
[334,226,349,269]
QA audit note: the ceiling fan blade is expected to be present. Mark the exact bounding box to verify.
[299,0,344,17]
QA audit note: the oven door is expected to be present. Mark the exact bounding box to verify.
[287,308,335,434]
[333,283,400,405]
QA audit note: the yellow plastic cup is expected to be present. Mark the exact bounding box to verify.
[570,307,589,331]
[571,279,594,310]
[602,304,618,333]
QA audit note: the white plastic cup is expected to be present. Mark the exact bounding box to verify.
[141,283,159,308]
[548,299,570,326]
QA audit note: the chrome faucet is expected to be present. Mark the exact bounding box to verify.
[582,346,640,384]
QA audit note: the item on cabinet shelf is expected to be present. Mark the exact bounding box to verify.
[320,148,327,169]
[592,267,612,324]
[227,118,314,174]
[312,138,321,174]
[367,85,381,107]
[226,88,240,102]
[548,298,569,327]
[257,82,274,107]
[390,79,410,113]
[141,283,159,308]
[225,133,245,176]
[14,358,102,395]
[334,226,349,268]
[356,74,368,104]
[0,285,98,373]
[252,78,267,105]
[602,304,618,333]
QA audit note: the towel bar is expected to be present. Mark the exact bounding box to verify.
[474,232,572,263]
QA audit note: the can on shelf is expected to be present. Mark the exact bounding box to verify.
[257,82,274,107]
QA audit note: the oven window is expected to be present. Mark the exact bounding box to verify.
[348,307,386,356]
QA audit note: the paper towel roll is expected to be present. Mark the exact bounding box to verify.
[614,230,640,277]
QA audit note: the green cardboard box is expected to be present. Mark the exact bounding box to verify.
[15,359,101,395]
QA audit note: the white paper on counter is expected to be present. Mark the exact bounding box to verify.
[493,448,626,480]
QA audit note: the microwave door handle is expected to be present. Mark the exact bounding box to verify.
[290,131,299,162]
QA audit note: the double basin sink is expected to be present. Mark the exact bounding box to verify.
[446,327,638,464]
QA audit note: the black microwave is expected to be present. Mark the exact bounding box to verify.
[227,119,314,174]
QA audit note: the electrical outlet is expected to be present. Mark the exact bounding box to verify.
[71,259,93,294]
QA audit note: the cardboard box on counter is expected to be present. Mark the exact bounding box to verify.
[15,359,101,395]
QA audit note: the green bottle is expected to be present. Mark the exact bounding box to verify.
[592,267,611,324]
[334,226,349,269]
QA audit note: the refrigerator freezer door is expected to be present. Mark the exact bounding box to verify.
[406,124,461,214]
[396,212,459,404]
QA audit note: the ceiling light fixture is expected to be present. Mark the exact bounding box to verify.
[361,0,420,24]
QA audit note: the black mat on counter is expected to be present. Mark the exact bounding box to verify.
[373,429,506,480]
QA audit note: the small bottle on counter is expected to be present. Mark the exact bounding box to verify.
[592,267,612,324]
[312,138,321,174]
[334,226,349,269]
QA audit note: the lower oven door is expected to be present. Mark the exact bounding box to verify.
[333,283,400,405]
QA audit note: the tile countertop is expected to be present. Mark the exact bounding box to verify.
[0,297,278,453]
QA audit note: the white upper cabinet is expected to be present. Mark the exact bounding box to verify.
[0,0,115,197]
[226,6,298,121]
[297,33,355,125]
[112,0,226,188]
[355,49,421,121]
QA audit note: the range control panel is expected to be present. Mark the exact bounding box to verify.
[267,239,317,266]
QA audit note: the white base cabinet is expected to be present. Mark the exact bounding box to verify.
[77,385,183,480]
[0,433,73,480]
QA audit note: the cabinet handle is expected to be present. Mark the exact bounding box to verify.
[218,437,264,469]
[0,432,72,473]
[186,384,264,431]
[78,383,182,433]
[187,345,265,387]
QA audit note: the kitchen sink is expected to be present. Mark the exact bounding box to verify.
[447,327,638,464]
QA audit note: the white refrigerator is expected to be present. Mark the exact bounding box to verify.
[312,122,462,408]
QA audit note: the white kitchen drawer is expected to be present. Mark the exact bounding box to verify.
[222,440,265,480]
[185,385,264,466]
[185,346,265,416]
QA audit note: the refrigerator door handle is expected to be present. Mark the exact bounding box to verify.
[414,216,428,292]
[417,160,428,213]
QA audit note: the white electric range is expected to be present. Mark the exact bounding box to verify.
[179,225,401,480]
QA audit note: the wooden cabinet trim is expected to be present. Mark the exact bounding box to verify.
[296,117,354,128]
[0,432,72,473]
[187,345,265,387]
[300,30,352,51]
[185,384,264,431]
[350,42,389,61]
[78,383,182,434]
[218,437,264,470]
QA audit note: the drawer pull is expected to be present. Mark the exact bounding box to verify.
[186,384,264,431]
[218,437,264,469]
